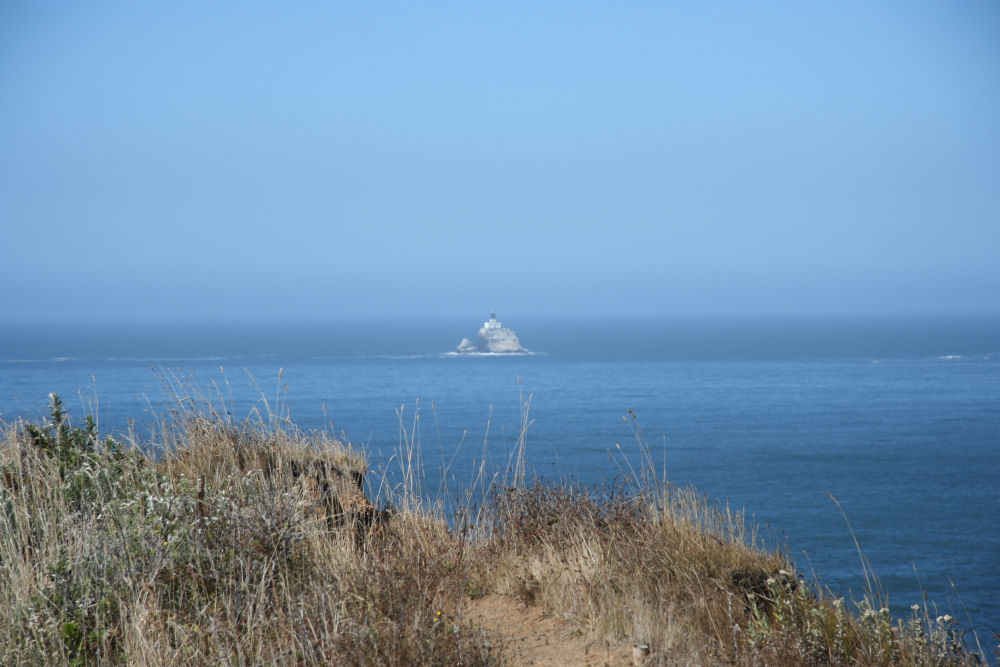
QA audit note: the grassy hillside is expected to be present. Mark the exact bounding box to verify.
[0,395,988,665]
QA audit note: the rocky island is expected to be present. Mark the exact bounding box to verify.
[455,312,529,354]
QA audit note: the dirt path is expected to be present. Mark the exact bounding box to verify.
[463,595,636,666]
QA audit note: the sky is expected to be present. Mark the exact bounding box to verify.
[2,1,998,320]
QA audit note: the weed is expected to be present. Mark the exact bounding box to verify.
[0,397,989,665]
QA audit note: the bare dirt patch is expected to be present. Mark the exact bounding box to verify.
[464,594,634,666]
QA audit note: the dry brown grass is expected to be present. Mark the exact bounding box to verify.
[0,398,498,666]
[0,395,989,665]
[473,481,976,666]
[476,483,786,663]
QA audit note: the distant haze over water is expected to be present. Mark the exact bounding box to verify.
[1,314,998,638]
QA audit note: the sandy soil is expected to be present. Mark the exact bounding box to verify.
[463,594,637,666]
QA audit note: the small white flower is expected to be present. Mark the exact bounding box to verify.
[911,604,920,612]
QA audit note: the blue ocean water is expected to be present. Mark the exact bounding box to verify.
[1,316,998,639]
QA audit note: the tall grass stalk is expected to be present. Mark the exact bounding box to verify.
[0,392,989,665]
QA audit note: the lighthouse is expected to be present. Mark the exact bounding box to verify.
[455,312,528,354]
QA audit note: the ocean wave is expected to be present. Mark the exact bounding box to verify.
[310,353,459,360]
[870,353,996,364]
[364,354,443,360]
[444,351,539,357]
[353,352,542,359]
[937,353,996,362]
[0,356,239,364]
[0,357,80,364]
[108,356,233,362]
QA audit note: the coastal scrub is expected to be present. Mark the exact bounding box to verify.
[0,395,988,665]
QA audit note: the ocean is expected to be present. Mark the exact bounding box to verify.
[1,315,998,638]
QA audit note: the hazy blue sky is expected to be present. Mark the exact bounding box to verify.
[2,1,998,320]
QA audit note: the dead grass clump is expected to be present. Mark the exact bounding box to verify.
[474,482,984,665]
[477,483,777,660]
[1,395,987,665]
[0,396,498,665]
